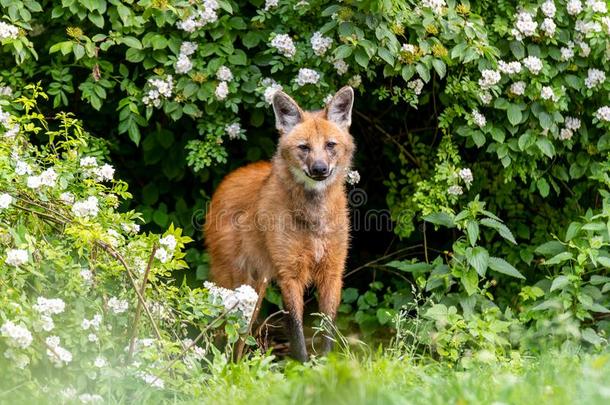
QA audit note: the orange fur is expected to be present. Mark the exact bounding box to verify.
[204,87,355,361]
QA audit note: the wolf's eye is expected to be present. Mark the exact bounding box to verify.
[326,141,337,149]
[298,144,310,151]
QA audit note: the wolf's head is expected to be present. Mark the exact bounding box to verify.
[272,87,355,191]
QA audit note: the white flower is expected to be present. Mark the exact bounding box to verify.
[121,222,140,234]
[216,66,233,82]
[33,297,66,315]
[262,80,283,104]
[577,41,590,57]
[80,157,98,167]
[94,164,114,182]
[15,160,32,176]
[323,94,333,105]
[348,75,362,88]
[179,41,198,56]
[27,175,42,189]
[602,17,610,35]
[479,91,492,105]
[0,21,19,40]
[91,314,102,328]
[567,0,582,15]
[175,54,193,74]
[264,0,279,11]
[584,68,606,89]
[60,387,77,399]
[142,76,173,108]
[72,196,99,218]
[565,117,581,131]
[0,193,12,209]
[540,18,556,37]
[589,0,607,13]
[82,318,92,330]
[94,356,107,368]
[136,371,165,389]
[559,128,573,140]
[407,79,424,95]
[80,269,94,285]
[154,247,171,263]
[296,68,320,86]
[595,106,610,122]
[510,81,527,96]
[46,336,72,367]
[333,59,348,75]
[270,33,296,58]
[159,234,177,251]
[346,170,360,185]
[541,0,556,17]
[522,56,543,75]
[39,315,54,332]
[478,69,501,89]
[215,81,229,100]
[575,20,601,34]
[0,85,12,97]
[458,168,473,186]
[176,0,219,31]
[310,31,332,56]
[540,86,556,101]
[107,297,128,314]
[60,192,75,204]
[3,124,18,138]
[401,44,417,54]
[448,185,463,196]
[4,349,30,369]
[78,394,104,403]
[204,281,259,322]
[88,333,98,343]
[1,321,33,349]
[560,45,575,61]
[422,0,445,14]
[472,110,487,128]
[497,61,522,75]
[5,249,28,267]
[513,11,537,39]
[225,123,242,140]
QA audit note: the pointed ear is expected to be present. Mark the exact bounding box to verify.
[272,91,303,135]
[326,86,354,129]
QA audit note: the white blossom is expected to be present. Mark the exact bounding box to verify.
[448,185,463,196]
[0,193,12,209]
[159,235,177,250]
[588,0,607,13]
[107,297,128,314]
[565,117,581,131]
[60,387,77,400]
[567,0,582,15]
[72,196,99,218]
[262,79,283,104]
[175,54,193,74]
[179,41,198,56]
[3,124,18,138]
[560,45,575,61]
[401,44,417,54]
[584,68,606,89]
[5,249,28,267]
[512,11,537,40]
[80,157,98,167]
[136,371,165,389]
[60,192,75,204]
[0,85,12,97]
[472,110,487,128]
[33,297,66,315]
[407,79,424,95]
[575,20,601,34]
[225,123,242,140]
[4,349,30,369]
[264,0,279,11]
[540,86,557,101]
[215,81,229,100]
[15,161,32,176]
[176,0,219,31]
[478,69,501,89]
[78,394,104,403]
[216,66,233,82]
[541,0,556,17]
[522,56,543,75]
[142,76,173,108]
[27,175,42,189]
[0,21,19,40]
[155,247,171,263]
[80,269,94,285]
[323,94,333,105]
[47,344,72,367]
[479,91,492,105]
[1,321,33,348]
[39,168,57,187]
[94,164,114,182]
[94,356,107,368]
[421,0,446,14]
[497,61,522,75]
[270,33,296,58]
[559,128,573,140]
[602,17,610,35]
[577,41,591,57]
[204,281,259,322]
[122,222,140,234]
[310,31,332,56]
[346,170,360,185]
[88,333,98,343]
[458,168,473,186]
[91,314,102,328]
[38,315,54,332]
[296,68,320,86]
[334,59,348,75]
[348,75,362,88]
[540,18,556,37]
[595,106,610,122]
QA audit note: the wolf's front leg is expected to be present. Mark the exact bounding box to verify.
[278,277,308,362]
[316,271,343,354]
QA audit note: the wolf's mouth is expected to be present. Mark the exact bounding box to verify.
[305,168,333,181]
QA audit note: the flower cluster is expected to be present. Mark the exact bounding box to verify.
[458,168,474,187]
[142,76,174,108]
[584,68,606,89]
[1,321,33,349]
[5,249,28,267]
[71,196,100,218]
[421,0,446,14]
[80,157,115,182]
[204,282,258,322]
[107,297,129,314]
[0,21,19,40]
[225,122,243,140]
[510,81,527,96]
[155,234,178,263]
[261,78,283,104]
[296,68,320,86]
[46,336,72,367]
[334,59,348,75]
[264,0,278,11]
[0,193,12,209]
[408,79,424,95]
[175,41,198,75]
[216,66,233,82]
[270,33,296,58]
[472,110,486,128]
[27,167,57,189]
[512,10,537,40]
[33,297,66,315]
[177,0,219,32]
[346,169,361,185]
[478,69,501,89]
[596,106,610,122]
[310,31,332,56]
[498,61,522,75]
[215,65,233,101]
[522,56,543,75]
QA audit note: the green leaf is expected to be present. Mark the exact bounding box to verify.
[543,251,573,265]
[385,260,432,273]
[550,275,570,291]
[377,47,394,65]
[468,246,489,277]
[535,241,565,256]
[342,288,359,304]
[431,59,446,78]
[415,64,430,82]
[122,36,142,50]
[565,222,582,241]
[539,112,553,130]
[537,178,550,197]
[479,218,517,244]
[423,212,455,228]
[335,44,352,59]
[507,104,522,126]
[354,48,369,68]
[466,220,479,246]
[536,138,555,158]
[461,268,479,296]
[509,41,525,59]
[581,328,605,345]
[488,257,525,279]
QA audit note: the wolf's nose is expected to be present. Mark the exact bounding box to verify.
[311,161,329,176]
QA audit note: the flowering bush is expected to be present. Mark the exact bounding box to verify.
[0,85,258,401]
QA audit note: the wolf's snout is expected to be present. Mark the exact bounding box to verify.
[310,161,329,177]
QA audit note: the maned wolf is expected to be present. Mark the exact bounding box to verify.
[205,86,355,361]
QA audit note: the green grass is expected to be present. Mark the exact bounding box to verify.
[193,350,610,405]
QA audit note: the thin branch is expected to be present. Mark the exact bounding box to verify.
[344,244,423,279]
